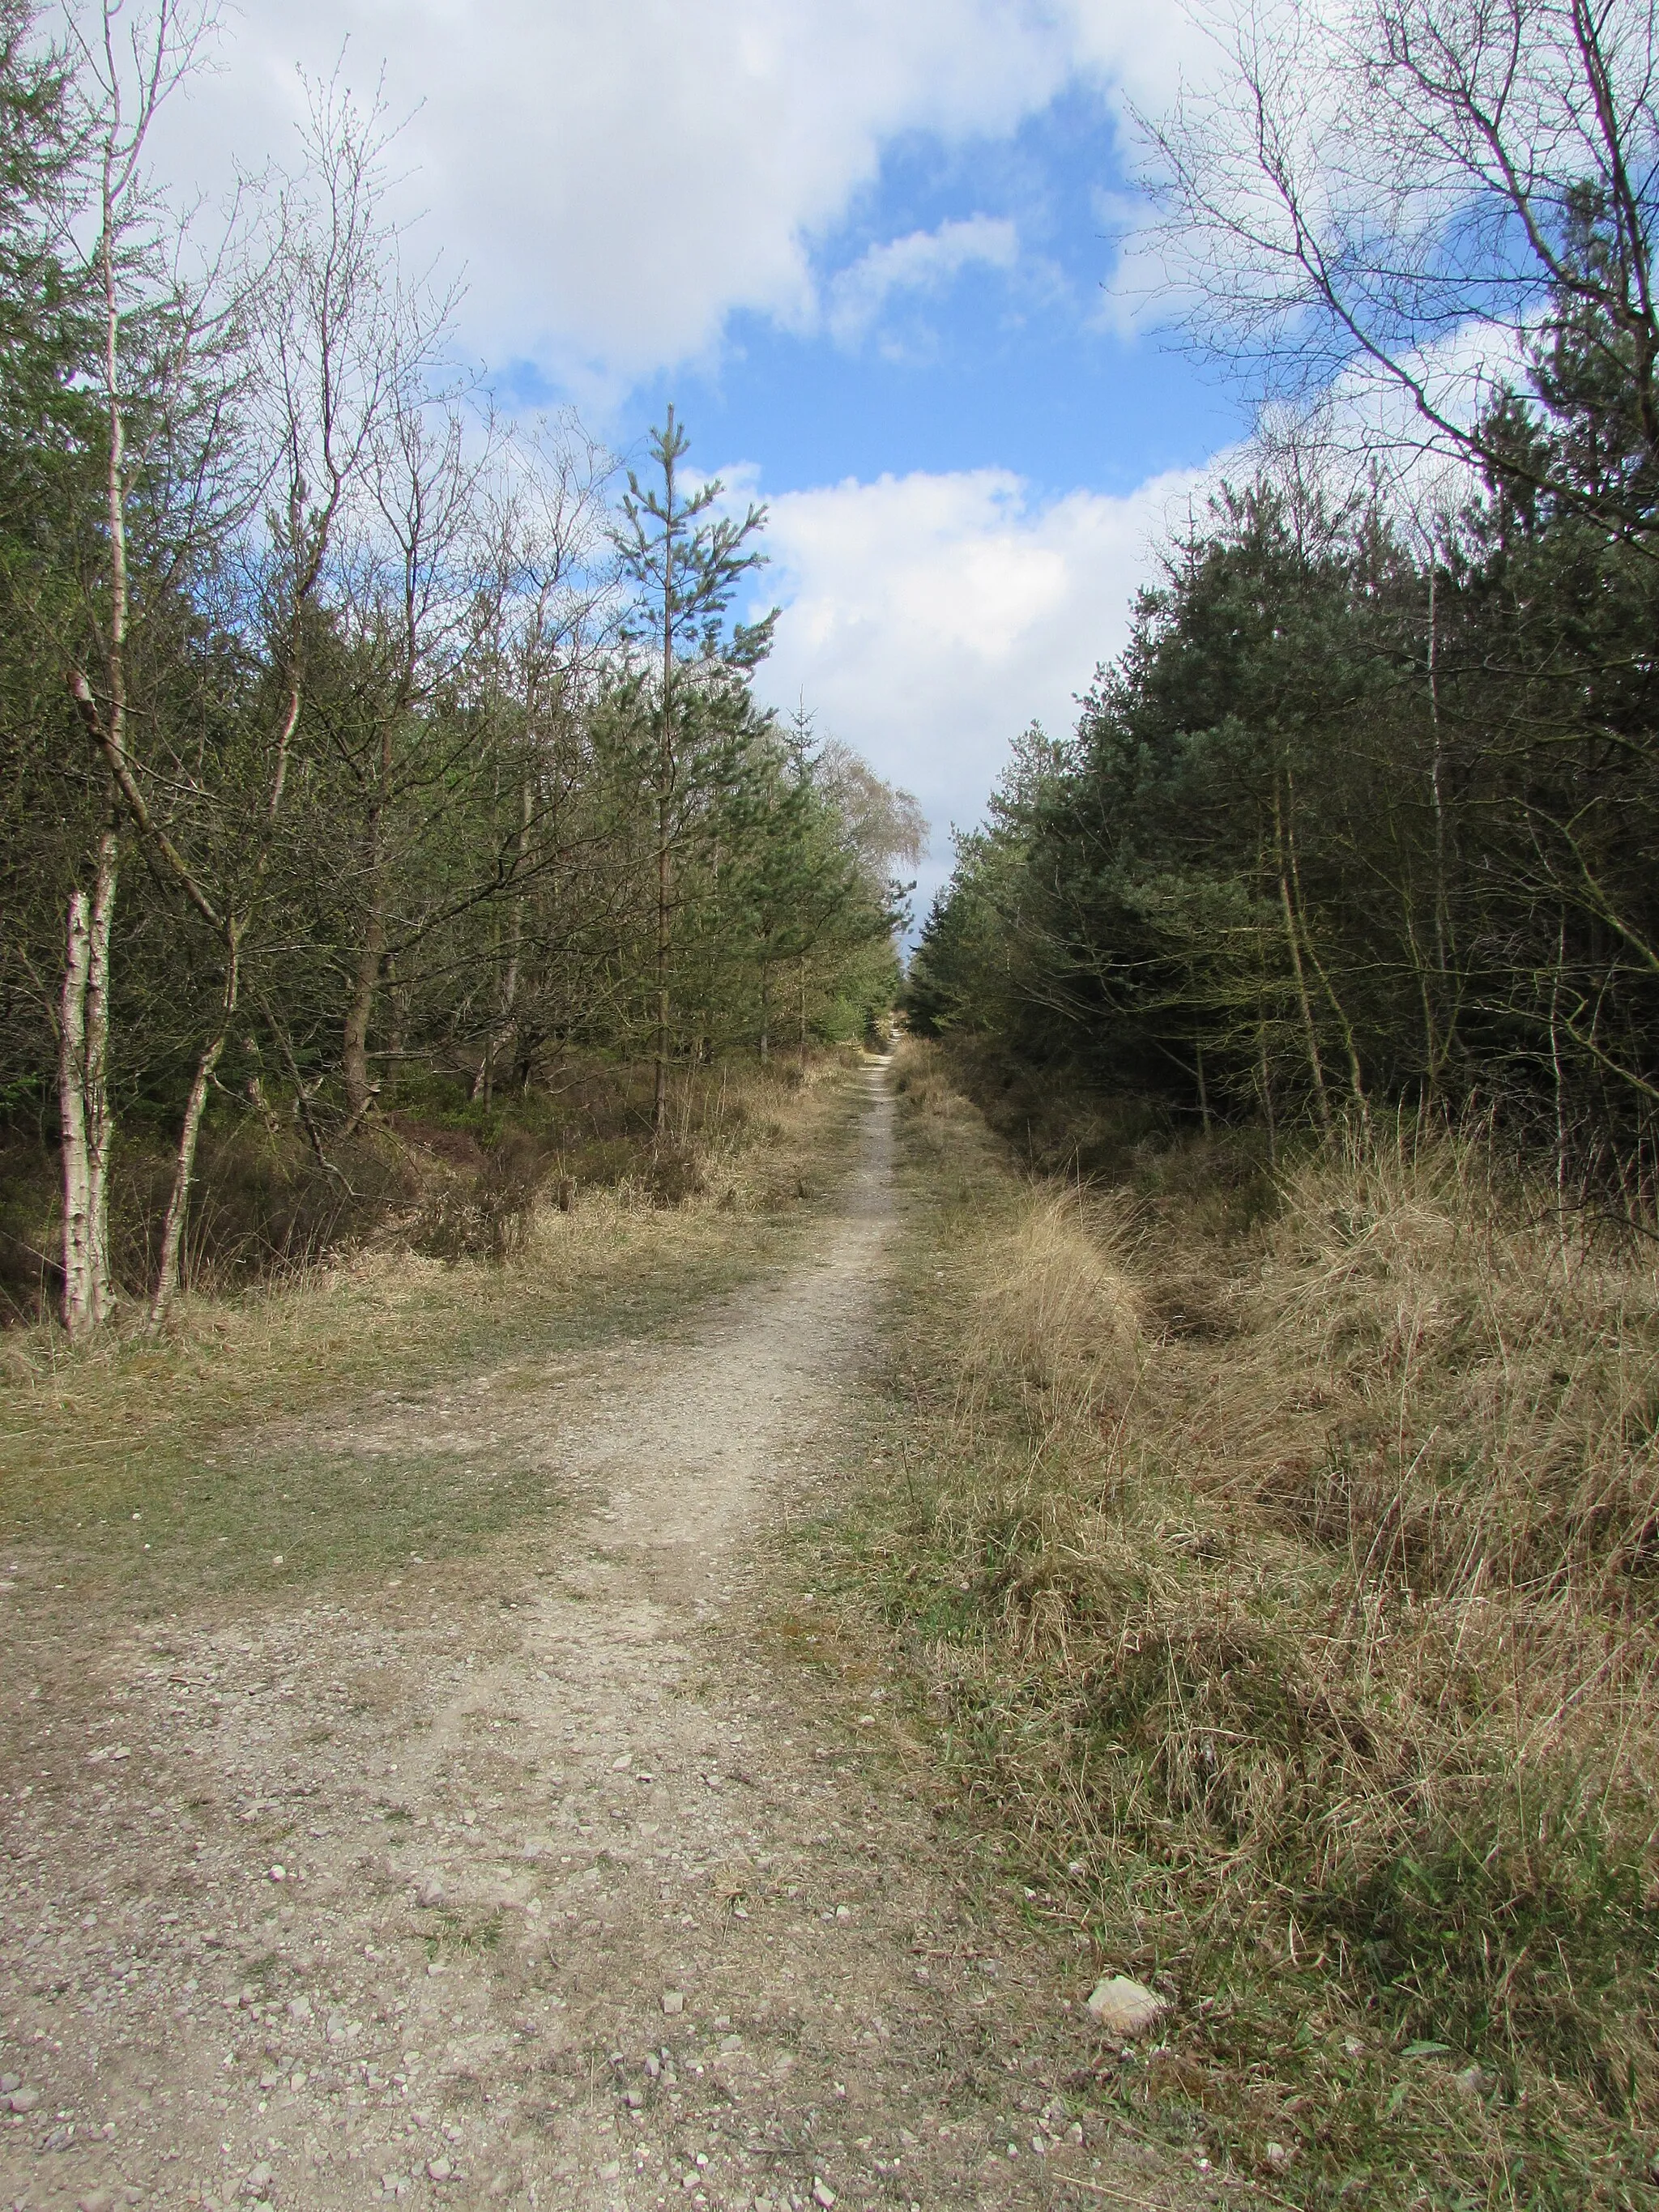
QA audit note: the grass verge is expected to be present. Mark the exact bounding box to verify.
[1,1053,863,1627]
[830,1039,1659,2210]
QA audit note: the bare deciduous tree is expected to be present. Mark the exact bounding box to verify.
[1141,0,1659,547]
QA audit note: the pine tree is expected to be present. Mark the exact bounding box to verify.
[612,407,774,1130]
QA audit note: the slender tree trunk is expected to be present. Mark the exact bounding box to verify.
[1281,765,1366,1122]
[58,160,132,1339]
[1273,778,1332,1134]
[1257,1009,1277,1171]
[148,933,241,1334]
[1549,918,1572,1269]
[1405,899,1439,1098]
[343,737,393,1123]
[82,836,117,1326]
[343,878,387,1126]
[147,1029,225,1333]
[1195,1033,1211,1134]
[654,779,671,1132]
[653,652,673,1132]
[59,923,93,1330]
[758,957,770,1063]
[474,778,533,1104]
[1426,565,1453,1075]
[653,418,678,1139]
[58,828,119,1337]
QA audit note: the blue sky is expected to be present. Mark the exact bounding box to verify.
[155,0,1255,911]
[511,87,1245,503]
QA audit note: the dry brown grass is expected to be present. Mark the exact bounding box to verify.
[0,1049,865,1323]
[960,1189,1141,1424]
[1242,1133,1659,1600]
[855,1042,1659,2206]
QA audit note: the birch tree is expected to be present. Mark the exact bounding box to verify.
[1142,0,1659,550]
[53,0,220,1336]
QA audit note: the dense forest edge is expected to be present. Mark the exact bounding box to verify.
[904,375,1659,1205]
[0,2,919,1336]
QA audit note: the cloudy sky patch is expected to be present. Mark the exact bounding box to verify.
[138,0,1252,872]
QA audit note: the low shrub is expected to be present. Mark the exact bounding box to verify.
[6,1046,868,1341]
[410,1126,552,1263]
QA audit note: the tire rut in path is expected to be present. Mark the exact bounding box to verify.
[2,1063,1189,2212]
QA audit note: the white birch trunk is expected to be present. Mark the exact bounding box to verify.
[84,833,117,1325]
[58,891,93,1336]
[58,829,119,1337]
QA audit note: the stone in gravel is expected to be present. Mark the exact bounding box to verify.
[812,2180,837,2208]
[426,2156,452,2180]
[244,2162,274,2193]
[416,1878,446,1908]
[661,1990,684,2015]
[7,2084,36,2110]
[75,2193,114,2212]
[1085,1975,1168,2035]
[0,2072,17,2092]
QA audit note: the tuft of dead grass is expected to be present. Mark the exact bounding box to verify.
[853,1042,1659,2208]
[961,1190,1141,1424]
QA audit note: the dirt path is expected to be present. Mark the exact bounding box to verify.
[2,1065,1184,2212]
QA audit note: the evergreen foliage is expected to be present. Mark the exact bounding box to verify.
[910,235,1659,1197]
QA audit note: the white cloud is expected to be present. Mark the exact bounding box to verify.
[134,0,1214,392]
[752,462,1214,915]
[1090,185,1191,337]
[826,215,1019,346]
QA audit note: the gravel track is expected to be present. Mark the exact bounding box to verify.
[1,1063,1190,2212]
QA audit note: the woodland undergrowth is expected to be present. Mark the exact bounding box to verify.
[1,1050,852,1325]
[851,1038,1659,2209]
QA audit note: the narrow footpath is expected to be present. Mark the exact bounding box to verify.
[2,1063,1187,2212]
